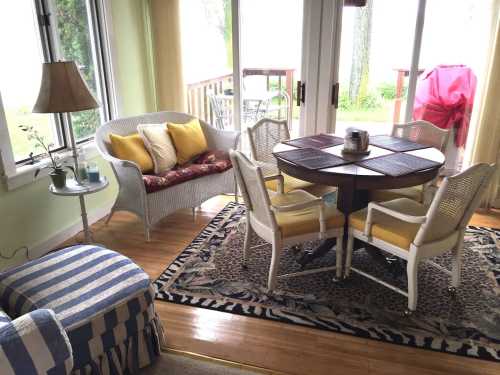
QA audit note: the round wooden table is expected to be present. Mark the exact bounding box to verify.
[273,140,445,216]
[273,138,445,268]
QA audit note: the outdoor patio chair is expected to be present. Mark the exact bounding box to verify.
[208,92,233,130]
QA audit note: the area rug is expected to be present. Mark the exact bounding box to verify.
[155,202,500,361]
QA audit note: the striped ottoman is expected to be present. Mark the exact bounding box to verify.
[0,245,165,374]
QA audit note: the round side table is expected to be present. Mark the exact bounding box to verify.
[49,177,109,243]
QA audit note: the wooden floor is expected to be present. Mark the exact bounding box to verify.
[69,196,500,375]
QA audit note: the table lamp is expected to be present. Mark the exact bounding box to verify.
[33,61,99,175]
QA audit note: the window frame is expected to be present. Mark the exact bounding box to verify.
[44,0,112,146]
[0,0,115,189]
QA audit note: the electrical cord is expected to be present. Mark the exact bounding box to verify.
[0,246,31,261]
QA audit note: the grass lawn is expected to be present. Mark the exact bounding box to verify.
[291,99,395,125]
[337,104,392,123]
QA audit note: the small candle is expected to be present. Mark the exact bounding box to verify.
[88,163,100,183]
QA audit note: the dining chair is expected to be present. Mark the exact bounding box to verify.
[345,163,496,314]
[229,150,345,291]
[247,118,332,196]
[371,120,450,204]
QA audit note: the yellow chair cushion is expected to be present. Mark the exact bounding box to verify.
[349,198,427,250]
[167,119,208,165]
[265,173,314,193]
[270,190,345,238]
[371,185,423,203]
[109,133,154,173]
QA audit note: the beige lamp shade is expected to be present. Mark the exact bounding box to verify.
[33,61,99,113]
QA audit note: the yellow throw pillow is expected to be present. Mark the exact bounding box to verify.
[109,133,154,173]
[167,119,208,165]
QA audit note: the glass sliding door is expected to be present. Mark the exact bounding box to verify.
[413,0,496,173]
[322,0,495,176]
[180,0,234,129]
[334,0,419,136]
[239,0,304,139]
[179,0,310,153]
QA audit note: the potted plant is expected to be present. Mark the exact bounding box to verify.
[19,125,75,188]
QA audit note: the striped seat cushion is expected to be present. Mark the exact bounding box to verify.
[0,245,156,369]
[0,308,11,329]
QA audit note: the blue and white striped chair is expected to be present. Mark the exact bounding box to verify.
[0,308,73,374]
[0,245,165,374]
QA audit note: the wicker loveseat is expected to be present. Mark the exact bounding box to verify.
[96,111,240,240]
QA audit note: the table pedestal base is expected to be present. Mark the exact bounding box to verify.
[294,185,406,277]
[296,238,336,266]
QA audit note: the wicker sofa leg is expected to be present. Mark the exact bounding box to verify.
[234,176,239,203]
[105,208,115,225]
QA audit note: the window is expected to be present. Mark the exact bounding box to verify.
[0,0,111,165]
[0,1,64,163]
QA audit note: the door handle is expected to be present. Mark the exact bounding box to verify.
[296,81,306,107]
[332,83,339,108]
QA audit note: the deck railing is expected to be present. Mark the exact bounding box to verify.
[186,68,294,127]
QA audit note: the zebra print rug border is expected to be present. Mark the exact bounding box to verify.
[154,202,500,362]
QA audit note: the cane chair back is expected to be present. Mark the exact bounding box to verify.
[230,150,277,229]
[392,120,450,152]
[414,163,496,245]
[247,118,290,176]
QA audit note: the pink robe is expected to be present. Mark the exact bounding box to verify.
[413,65,477,147]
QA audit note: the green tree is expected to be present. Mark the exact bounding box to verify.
[202,0,233,69]
[54,0,99,139]
[349,0,373,108]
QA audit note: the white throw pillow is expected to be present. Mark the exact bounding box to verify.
[137,123,177,174]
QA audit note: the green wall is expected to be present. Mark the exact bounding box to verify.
[0,157,117,270]
[0,0,155,270]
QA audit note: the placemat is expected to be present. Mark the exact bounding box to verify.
[356,153,442,177]
[283,134,344,149]
[274,148,350,170]
[369,135,431,152]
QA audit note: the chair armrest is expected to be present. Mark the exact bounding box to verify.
[271,197,322,212]
[365,202,426,237]
[95,137,146,196]
[0,309,73,374]
[98,149,147,198]
[263,174,284,194]
[422,184,438,205]
[272,198,327,238]
[204,125,240,151]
